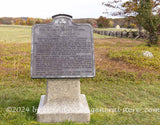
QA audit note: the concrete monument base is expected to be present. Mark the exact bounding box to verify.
[37,79,90,123]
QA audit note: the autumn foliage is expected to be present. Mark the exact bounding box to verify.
[12,17,53,26]
[103,0,160,46]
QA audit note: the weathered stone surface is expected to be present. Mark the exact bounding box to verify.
[107,31,110,36]
[132,31,139,37]
[37,79,90,123]
[46,79,80,103]
[113,31,116,36]
[93,30,143,38]
[122,31,127,37]
[110,31,114,36]
[117,31,122,37]
[105,31,108,35]
[31,15,95,78]
[128,32,134,38]
[33,15,92,123]
[142,51,154,58]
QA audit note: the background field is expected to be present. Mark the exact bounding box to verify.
[0,25,160,125]
[94,28,138,32]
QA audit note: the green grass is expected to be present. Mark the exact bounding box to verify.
[107,46,160,71]
[0,25,112,41]
[93,33,114,39]
[94,28,138,32]
[0,25,31,42]
[0,25,160,125]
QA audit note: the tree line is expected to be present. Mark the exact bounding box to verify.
[103,0,160,46]
[0,17,53,25]
[0,17,136,28]
[14,18,53,25]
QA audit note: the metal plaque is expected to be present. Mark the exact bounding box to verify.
[31,14,95,78]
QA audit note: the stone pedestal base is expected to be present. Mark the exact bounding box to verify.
[37,79,90,123]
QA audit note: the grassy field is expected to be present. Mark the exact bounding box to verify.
[0,25,160,125]
[0,25,31,42]
[94,28,138,32]
[93,33,114,39]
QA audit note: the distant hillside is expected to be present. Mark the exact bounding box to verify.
[111,18,136,27]
[74,18,136,28]
[0,17,14,24]
[0,17,29,24]
[0,17,136,28]
[73,18,97,27]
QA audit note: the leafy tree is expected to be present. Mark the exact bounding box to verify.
[27,18,35,25]
[35,18,43,24]
[15,18,26,25]
[15,18,20,25]
[108,20,114,27]
[97,16,109,28]
[11,20,14,25]
[43,18,53,24]
[102,0,159,17]
[103,0,160,45]
[130,23,137,28]
[137,0,160,46]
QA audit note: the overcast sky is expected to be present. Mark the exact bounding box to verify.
[0,0,121,19]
